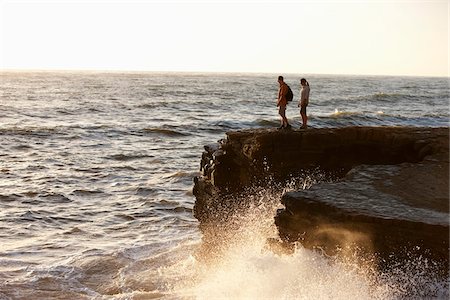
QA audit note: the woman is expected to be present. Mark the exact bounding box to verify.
[298,78,310,129]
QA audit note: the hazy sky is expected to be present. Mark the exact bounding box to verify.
[1,0,448,76]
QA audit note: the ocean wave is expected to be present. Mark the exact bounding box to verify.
[255,119,280,127]
[313,110,449,128]
[142,127,188,137]
[165,171,199,179]
[108,153,154,161]
[311,110,389,127]
[114,213,137,221]
[133,187,160,196]
[356,92,439,102]
[330,109,362,117]
[0,126,60,137]
[0,194,21,202]
[371,92,405,100]
[163,171,200,184]
[0,125,84,140]
[319,108,448,122]
[70,189,106,196]
[321,108,403,120]
[62,226,87,235]
[156,206,192,214]
[20,198,42,205]
[156,199,179,206]
[136,102,169,109]
[18,210,44,222]
[212,120,244,130]
[12,144,34,151]
[111,165,139,171]
[38,193,73,203]
[55,109,76,115]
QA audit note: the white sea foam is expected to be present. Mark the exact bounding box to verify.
[167,181,448,300]
[170,212,448,300]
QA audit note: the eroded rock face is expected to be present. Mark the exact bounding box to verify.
[193,127,449,273]
[197,127,443,191]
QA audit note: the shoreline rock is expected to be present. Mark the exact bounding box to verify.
[193,126,449,274]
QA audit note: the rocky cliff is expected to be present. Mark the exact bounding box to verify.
[193,127,449,274]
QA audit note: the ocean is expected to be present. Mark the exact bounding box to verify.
[0,71,449,299]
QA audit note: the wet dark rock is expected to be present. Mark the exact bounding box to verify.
[193,126,449,274]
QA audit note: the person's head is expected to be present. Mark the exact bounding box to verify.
[278,76,284,84]
[300,78,309,86]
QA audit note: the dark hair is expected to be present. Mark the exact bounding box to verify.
[300,78,309,86]
[278,76,284,81]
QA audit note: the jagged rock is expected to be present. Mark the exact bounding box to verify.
[193,126,449,274]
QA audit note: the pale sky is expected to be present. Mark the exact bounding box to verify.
[1,0,448,76]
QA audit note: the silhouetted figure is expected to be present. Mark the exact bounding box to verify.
[277,76,291,129]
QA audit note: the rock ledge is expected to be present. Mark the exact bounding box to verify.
[193,126,449,274]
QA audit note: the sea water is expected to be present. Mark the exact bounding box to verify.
[0,71,448,299]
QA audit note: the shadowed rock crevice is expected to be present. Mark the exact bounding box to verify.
[193,127,449,274]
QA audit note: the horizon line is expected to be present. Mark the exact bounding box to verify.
[1,68,448,79]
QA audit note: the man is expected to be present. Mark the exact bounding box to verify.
[277,76,291,129]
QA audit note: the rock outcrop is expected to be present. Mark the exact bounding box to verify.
[193,127,449,274]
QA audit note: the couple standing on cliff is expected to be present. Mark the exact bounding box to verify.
[277,75,310,130]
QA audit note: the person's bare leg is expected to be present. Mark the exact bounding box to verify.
[278,107,285,128]
[279,106,288,128]
[300,107,308,129]
[283,116,290,128]
[300,112,306,126]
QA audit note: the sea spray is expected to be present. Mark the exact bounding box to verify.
[169,177,449,299]
[177,247,397,299]
[169,187,391,299]
[169,227,449,299]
